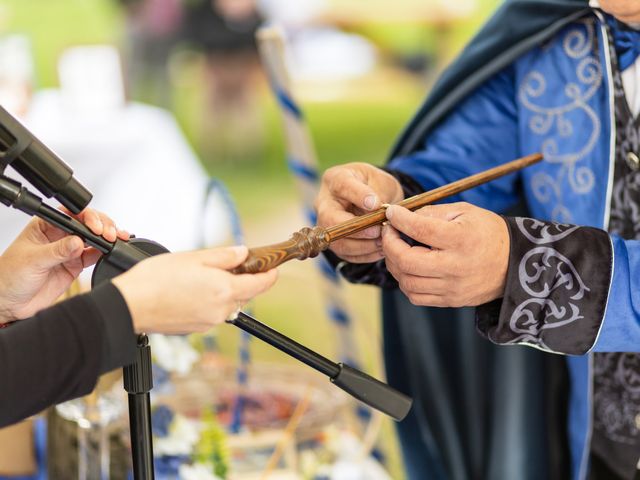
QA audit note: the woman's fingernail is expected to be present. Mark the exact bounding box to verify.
[363,195,378,210]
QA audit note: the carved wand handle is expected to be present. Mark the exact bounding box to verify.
[235,153,543,273]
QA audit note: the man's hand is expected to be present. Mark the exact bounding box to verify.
[382,202,509,307]
[0,209,129,323]
[112,246,278,334]
[315,162,403,263]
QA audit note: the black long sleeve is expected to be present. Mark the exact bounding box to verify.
[0,282,137,427]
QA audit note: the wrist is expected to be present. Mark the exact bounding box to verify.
[111,274,148,333]
[493,214,511,300]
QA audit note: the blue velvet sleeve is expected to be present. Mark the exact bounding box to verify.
[594,236,640,352]
[388,64,521,213]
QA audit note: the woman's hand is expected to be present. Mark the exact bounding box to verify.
[0,209,128,323]
[382,202,510,307]
[111,246,278,334]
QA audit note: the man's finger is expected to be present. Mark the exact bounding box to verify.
[317,204,381,239]
[331,237,381,259]
[339,251,385,264]
[404,293,449,308]
[381,226,444,277]
[326,170,381,212]
[414,202,469,222]
[396,273,449,296]
[386,205,458,250]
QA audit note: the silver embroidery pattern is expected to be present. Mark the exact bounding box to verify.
[518,20,602,223]
[515,217,580,244]
[503,218,589,348]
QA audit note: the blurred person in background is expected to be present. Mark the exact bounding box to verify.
[181,0,264,163]
[117,0,183,108]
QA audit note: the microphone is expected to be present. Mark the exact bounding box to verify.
[0,104,91,213]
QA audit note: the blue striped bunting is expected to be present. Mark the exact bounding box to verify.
[287,157,319,182]
[275,86,303,119]
[318,256,339,281]
[327,305,350,326]
[304,207,317,226]
[259,31,385,463]
[356,403,372,420]
[206,179,251,433]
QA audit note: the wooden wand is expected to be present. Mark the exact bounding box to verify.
[234,153,543,274]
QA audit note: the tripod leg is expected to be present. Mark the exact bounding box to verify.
[123,335,155,480]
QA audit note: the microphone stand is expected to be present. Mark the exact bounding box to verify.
[0,174,412,480]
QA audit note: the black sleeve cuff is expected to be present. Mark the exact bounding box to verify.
[476,216,613,355]
[90,282,137,373]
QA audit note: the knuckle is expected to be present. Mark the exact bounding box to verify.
[397,256,412,274]
[414,222,431,242]
[323,166,338,182]
[399,275,418,294]
[449,282,464,298]
[407,293,420,306]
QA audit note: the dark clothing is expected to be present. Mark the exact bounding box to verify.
[589,19,640,480]
[181,0,261,53]
[0,282,136,427]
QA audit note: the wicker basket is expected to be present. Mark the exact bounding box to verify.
[47,361,351,479]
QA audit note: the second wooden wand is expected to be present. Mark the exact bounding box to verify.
[234,152,543,274]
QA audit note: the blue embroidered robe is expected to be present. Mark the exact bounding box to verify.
[386,12,626,480]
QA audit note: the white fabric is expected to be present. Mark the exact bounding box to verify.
[0,89,231,254]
